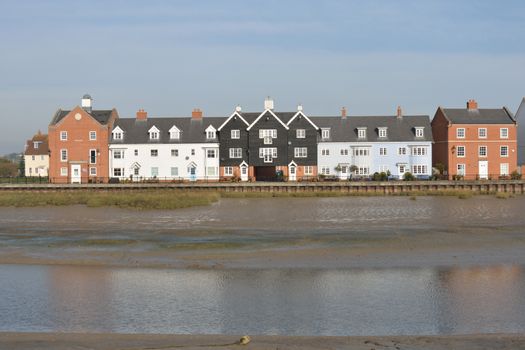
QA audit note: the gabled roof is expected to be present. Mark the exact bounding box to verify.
[286,111,319,130]
[110,117,224,144]
[310,115,433,142]
[25,133,49,156]
[246,110,290,131]
[50,107,116,125]
[217,111,249,131]
[440,107,515,124]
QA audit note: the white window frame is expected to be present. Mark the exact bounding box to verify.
[379,147,387,156]
[113,150,122,159]
[231,129,240,139]
[296,129,306,138]
[456,128,465,139]
[171,167,179,177]
[500,128,508,139]
[457,164,466,176]
[378,128,387,138]
[456,145,465,157]
[113,168,123,177]
[149,131,159,140]
[224,167,233,176]
[89,167,97,176]
[151,149,158,157]
[478,128,487,139]
[321,166,330,175]
[357,128,367,139]
[171,149,179,157]
[411,147,427,156]
[500,163,509,176]
[229,148,242,158]
[60,149,67,162]
[206,130,216,139]
[191,149,195,156]
[321,148,330,156]
[415,128,424,138]
[89,131,97,140]
[60,167,68,176]
[113,132,122,140]
[304,166,313,175]
[500,145,509,157]
[170,131,180,140]
[60,131,67,141]
[340,149,349,156]
[321,128,330,139]
[151,167,159,177]
[207,149,217,158]
[398,147,406,155]
[478,146,487,157]
[412,165,428,175]
[134,149,138,156]
[89,149,97,164]
[294,147,307,158]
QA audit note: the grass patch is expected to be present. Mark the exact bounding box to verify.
[495,192,515,199]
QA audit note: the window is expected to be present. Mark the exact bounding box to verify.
[113,150,122,159]
[32,155,35,161]
[354,167,370,175]
[60,131,67,141]
[134,149,138,156]
[113,132,122,140]
[479,146,487,157]
[340,149,349,156]
[170,130,180,140]
[456,146,465,157]
[259,129,277,139]
[304,166,313,175]
[456,128,465,139]
[171,167,179,176]
[500,146,508,157]
[500,163,509,176]
[207,149,217,158]
[33,142,40,149]
[478,128,487,138]
[89,149,97,164]
[149,131,159,140]
[89,167,97,176]
[171,149,179,157]
[379,148,387,156]
[151,167,159,177]
[411,147,427,156]
[457,164,466,176]
[207,167,218,176]
[113,168,122,177]
[412,165,428,175]
[378,128,387,138]
[229,148,242,158]
[294,147,307,158]
[500,128,508,139]
[321,166,330,175]
[60,149,67,162]
[353,148,370,156]
[89,131,96,140]
[151,149,158,157]
[321,128,330,139]
[207,131,216,139]
[41,155,45,160]
[357,128,366,139]
[231,130,240,139]
[296,129,305,138]
[133,167,139,176]
[224,167,233,176]
[399,165,407,174]
[415,128,424,138]
[60,167,67,176]
[191,149,195,156]
[398,147,406,155]
[259,148,277,162]
[321,149,330,156]
[263,136,273,144]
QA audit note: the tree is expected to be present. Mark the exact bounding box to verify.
[18,153,25,177]
[0,158,18,177]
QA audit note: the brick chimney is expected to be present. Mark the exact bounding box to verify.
[341,107,347,119]
[192,108,203,119]
[396,106,403,119]
[136,109,147,120]
[467,99,478,110]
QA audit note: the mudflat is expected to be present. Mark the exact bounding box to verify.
[0,332,524,350]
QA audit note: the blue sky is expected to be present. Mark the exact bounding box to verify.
[1,0,524,153]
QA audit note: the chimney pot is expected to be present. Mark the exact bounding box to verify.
[467,99,478,110]
[235,105,242,112]
[397,106,403,119]
[297,104,303,112]
[192,108,203,119]
[341,107,347,119]
[264,97,274,110]
[136,109,147,120]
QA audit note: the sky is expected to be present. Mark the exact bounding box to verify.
[1,0,524,154]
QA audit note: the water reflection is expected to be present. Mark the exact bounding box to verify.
[1,264,525,336]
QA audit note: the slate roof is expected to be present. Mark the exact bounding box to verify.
[311,115,433,142]
[239,111,298,125]
[110,117,224,144]
[441,107,515,124]
[50,109,115,125]
[24,134,49,156]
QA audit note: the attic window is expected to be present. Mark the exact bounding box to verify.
[148,126,160,140]
[170,130,180,140]
[357,127,367,139]
[321,128,330,140]
[206,130,216,139]
[415,127,424,138]
[378,127,387,138]
[113,131,122,140]
[33,142,41,149]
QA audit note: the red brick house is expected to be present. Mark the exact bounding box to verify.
[48,95,119,183]
[432,99,517,180]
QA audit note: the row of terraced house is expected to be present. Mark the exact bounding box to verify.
[29,95,523,183]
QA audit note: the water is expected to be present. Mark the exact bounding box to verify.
[1,264,525,336]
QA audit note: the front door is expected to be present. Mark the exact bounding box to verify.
[289,165,296,181]
[71,164,81,184]
[340,165,348,180]
[479,161,488,179]
[240,165,248,181]
[189,166,197,181]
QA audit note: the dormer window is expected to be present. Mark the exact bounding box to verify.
[148,126,160,140]
[321,128,330,140]
[112,126,124,140]
[33,142,41,149]
[378,127,387,138]
[357,127,367,139]
[205,125,217,140]
[169,126,181,140]
[415,127,424,138]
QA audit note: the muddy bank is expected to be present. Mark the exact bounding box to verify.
[0,332,524,350]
